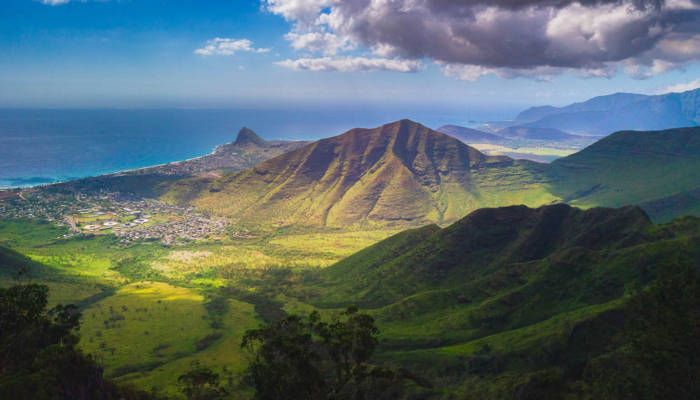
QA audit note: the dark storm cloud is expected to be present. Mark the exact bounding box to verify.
[266,0,700,77]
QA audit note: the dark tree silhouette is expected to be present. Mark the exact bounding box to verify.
[241,306,404,400]
[177,361,228,400]
[0,284,161,400]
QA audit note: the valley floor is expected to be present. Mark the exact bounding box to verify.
[3,201,700,399]
[0,218,397,397]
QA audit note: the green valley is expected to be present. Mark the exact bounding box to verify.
[6,3,700,398]
[1,120,700,399]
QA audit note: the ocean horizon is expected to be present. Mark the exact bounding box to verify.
[0,107,517,189]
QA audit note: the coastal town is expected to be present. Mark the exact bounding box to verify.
[0,189,230,246]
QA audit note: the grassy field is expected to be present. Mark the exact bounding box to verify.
[80,282,212,378]
[0,217,401,397]
[2,201,700,398]
[0,218,68,248]
[127,297,258,397]
[78,282,261,396]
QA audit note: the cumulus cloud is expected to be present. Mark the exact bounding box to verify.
[265,0,334,26]
[194,38,270,56]
[285,31,351,55]
[264,0,700,79]
[275,57,422,72]
[662,77,700,92]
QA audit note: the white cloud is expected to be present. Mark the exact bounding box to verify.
[441,64,494,81]
[40,0,75,4]
[623,59,681,79]
[194,38,270,56]
[275,57,421,72]
[440,63,573,81]
[285,31,350,55]
[662,78,700,93]
[263,0,335,27]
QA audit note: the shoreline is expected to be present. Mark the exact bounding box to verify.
[0,144,224,191]
[108,143,224,175]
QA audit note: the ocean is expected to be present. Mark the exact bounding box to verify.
[0,107,518,188]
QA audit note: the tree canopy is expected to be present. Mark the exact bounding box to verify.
[0,284,160,400]
[241,306,407,400]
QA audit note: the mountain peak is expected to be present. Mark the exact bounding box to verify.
[353,119,424,134]
[234,127,267,147]
[179,120,528,228]
[391,118,419,127]
[330,118,494,169]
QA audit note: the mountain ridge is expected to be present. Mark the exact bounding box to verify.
[516,92,648,122]
[163,119,554,228]
[160,123,700,227]
[319,203,653,307]
[303,203,700,398]
[548,126,700,219]
[515,88,700,135]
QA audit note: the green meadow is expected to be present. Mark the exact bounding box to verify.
[0,217,402,397]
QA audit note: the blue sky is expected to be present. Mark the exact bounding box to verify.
[2,0,700,112]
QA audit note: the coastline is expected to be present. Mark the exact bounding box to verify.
[107,143,223,175]
[0,144,224,191]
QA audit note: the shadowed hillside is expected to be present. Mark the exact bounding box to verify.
[318,204,654,308]
[0,245,50,279]
[163,120,555,228]
[548,126,700,221]
[302,204,700,398]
